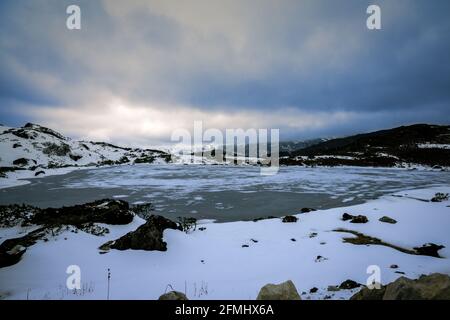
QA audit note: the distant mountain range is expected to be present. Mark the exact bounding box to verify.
[1,123,449,179]
[279,139,329,155]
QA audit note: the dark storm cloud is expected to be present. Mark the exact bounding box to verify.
[0,0,449,142]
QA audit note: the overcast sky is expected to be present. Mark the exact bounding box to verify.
[0,0,449,146]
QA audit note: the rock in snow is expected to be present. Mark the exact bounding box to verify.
[158,291,189,300]
[342,213,369,223]
[379,216,397,224]
[256,280,301,300]
[282,215,298,223]
[103,215,182,251]
[413,243,445,258]
[351,273,450,300]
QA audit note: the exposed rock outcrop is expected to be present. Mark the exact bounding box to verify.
[282,215,298,223]
[379,216,397,224]
[102,215,181,252]
[413,243,445,258]
[342,213,368,223]
[339,279,361,290]
[351,273,450,300]
[158,291,189,300]
[28,199,134,226]
[256,280,301,300]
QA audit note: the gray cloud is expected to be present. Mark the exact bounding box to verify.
[0,0,449,142]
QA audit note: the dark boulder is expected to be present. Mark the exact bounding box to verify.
[339,279,361,290]
[300,208,316,213]
[309,287,318,293]
[105,215,181,251]
[0,245,27,268]
[282,215,298,223]
[413,243,445,258]
[342,213,353,221]
[379,216,397,224]
[13,158,31,167]
[69,154,83,161]
[350,215,368,224]
[431,193,449,202]
[0,227,46,268]
[342,213,368,223]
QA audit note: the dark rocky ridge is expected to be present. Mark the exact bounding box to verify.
[281,124,450,167]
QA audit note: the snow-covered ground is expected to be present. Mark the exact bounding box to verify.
[1,186,449,300]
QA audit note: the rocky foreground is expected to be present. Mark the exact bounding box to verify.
[0,187,449,300]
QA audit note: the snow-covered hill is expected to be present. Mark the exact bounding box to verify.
[0,123,171,177]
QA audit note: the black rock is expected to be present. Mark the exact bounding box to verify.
[343,213,368,223]
[350,215,369,224]
[342,213,353,221]
[301,208,316,213]
[13,158,30,167]
[413,243,445,258]
[339,279,361,290]
[309,287,318,293]
[0,245,26,268]
[106,215,181,251]
[282,215,298,223]
[35,171,45,176]
[379,216,397,224]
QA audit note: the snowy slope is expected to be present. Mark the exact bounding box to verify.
[0,186,449,300]
[0,123,171,176]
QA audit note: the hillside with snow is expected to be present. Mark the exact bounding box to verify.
[0,123,171,179]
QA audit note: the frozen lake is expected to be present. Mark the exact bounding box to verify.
[1,165,449,222]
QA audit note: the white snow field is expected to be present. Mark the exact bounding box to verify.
[1,186,449,300]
